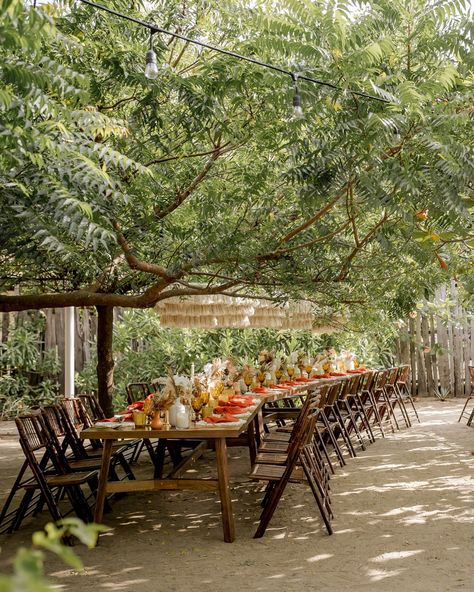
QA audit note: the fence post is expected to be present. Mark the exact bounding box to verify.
[64,306,75,397]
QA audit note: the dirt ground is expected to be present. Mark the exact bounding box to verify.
[0,399,473,592]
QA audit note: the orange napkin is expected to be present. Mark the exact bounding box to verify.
[204,414,238,424]
[229,396,254,406]
[127,401,144,410]
[252,386,267,393]
[220,398,252,408]
[330,371,347,376]
[214,406,244,415]
[312,374,331,379]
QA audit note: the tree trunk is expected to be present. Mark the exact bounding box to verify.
[96,305,115,417]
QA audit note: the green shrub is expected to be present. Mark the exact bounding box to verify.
[0,318,60,418]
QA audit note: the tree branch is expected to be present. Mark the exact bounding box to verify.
[153,143,228,220]
[335,212,390,281]
[112,221,172,279]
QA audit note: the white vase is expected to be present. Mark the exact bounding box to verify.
[176,404,190,429]
[169,399,182,427]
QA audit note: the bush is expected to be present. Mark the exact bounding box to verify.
[0,318,60,418]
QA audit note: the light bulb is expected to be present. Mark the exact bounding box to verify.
[293,91,304,119]
[145,49,159,80]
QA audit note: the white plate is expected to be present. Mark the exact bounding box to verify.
[196,419,245,427]
[94,421,135,429]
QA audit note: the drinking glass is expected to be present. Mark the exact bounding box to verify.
[287,366,294,379]
[257,370,265,387]
[275,369,283,383]
[305,364,313,379]
[191,396,204,422]
[244,374,253,392]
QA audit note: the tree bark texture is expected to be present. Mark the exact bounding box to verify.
[96,305,115,417]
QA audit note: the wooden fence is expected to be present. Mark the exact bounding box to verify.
[1,307,97,393]
[396,282,473,397]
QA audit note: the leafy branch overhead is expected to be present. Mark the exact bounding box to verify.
[0,0,473,316]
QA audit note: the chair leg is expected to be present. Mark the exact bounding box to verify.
[0,460,29,530]
[366,391,385,437]
[354,395,376,443]
[301,456,333,535]
[254,475,291,539]
[341,400,367,450]
[9,488,36,533]
[313,429,335,475]
[320,413,346,466]
[333,405,357,457]
[383,391,400,430]
[458,397,471,422]
[467,407,474,427]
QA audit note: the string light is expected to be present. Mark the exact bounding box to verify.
[144,30,159,80]
[76,0,391,105]
[292,74,304,119]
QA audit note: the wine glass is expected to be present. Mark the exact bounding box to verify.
[287,366,294,380]
[244,374,253,393]
[191,396,204,422]
[257,370,265,387]
[275,369,283,383]
[305,364,313,379]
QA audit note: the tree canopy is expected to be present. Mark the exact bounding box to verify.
[1,0,473,318]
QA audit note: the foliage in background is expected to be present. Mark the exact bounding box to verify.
[0,0,472,316]
[0,317,60,418]
[0,519,107,592]
[76,308,397,407]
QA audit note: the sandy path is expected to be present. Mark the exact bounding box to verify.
[0,399,473,591]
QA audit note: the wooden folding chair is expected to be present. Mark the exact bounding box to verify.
[251,410,333,537]
[356,371,386,438]
[372,369,398,433]
[256,389,336,476]
[384,367,411,428]
[336,376,372,450]
[458,366,474,425]
[126,382,151,405]
[394,365,420,424]
[346,373,376,443]
[43,404,136,482]
[7,413,98,532]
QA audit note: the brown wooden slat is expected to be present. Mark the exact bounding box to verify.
[106,478,218,493]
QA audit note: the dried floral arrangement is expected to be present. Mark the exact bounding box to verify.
[143,390,175,416]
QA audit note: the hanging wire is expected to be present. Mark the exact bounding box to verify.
[76,0,391,104]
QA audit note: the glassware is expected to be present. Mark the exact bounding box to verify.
[256,370,265,387]
[191,396,204,422]
[305,364,313,379]
[176,404,190,429]
[132,410,146,428]
[201,391,210,406]
[275,369,283,383]
[244,374,253,393]
[287,366,294,379]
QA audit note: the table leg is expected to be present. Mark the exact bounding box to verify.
[93,439,114,523]
[215,438,235,543]
[247,419,257,466]
[154,439,167,478]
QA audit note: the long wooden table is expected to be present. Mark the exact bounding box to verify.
[80,400,263,543]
